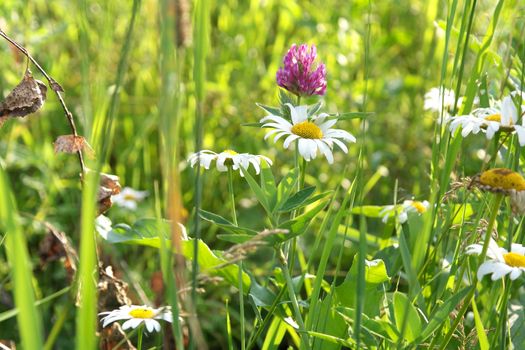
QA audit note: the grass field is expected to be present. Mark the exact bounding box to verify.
[1,0,525,349]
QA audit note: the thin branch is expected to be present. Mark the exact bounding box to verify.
[0,28,86,174]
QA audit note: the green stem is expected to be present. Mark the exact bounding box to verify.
[227,166,244,350]
[137,325,143,350]
[436,193,503,350]
[227,167,238,226]
[492,278,512,348]
[277,246,309,348]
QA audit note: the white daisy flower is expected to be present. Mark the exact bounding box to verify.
[449,96,525,145]
[99,305,173,333]
[260,103,356,163]
[380,199,429,224]
[188,150,272,176]
[466,239,525,281]
[424,87,456,113]
[112,187,148,210]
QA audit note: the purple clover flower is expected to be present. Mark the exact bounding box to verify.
[276,43,327,97]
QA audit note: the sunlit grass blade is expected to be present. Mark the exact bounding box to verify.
[0,164,44,350]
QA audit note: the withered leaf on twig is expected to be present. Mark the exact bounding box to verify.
[0,69,47,127]
[54,134,95,158]
[97,172,121,215]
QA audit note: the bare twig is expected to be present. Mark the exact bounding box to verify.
[0,28,86,174]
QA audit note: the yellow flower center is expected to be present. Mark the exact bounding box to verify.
[123,194,136,201]
[129,308,155,319]
[503,252,525,268]
[479,168,525,191]
[485,113,502,122]
[290,121,323,139]
[224,150,238,156]
[411,201,427,213]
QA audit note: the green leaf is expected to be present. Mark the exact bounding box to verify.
[199,209,258,236]
[393,292,422,343]
[471,298,489,350]
[307,101,323,117]
[272,199,328,243]
[260,164,277,210]
[351,205,386,218]
[335,256,390,318]
[418,286,473,342]
[278,186,316,212]
[328,112,374,120]
[256,103,282,116]
[274,168,299,213]
[241,122,263,127]
[101,219,251,291]
[241,167,271,215]
[278,89,295,106]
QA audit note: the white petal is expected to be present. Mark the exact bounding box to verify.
[509,268,522,280]
[477,261,497,280]
[501,96,518,125]
[260,115,292,128]
[316,140,334,164]
[491,264,513,280]
[298,139,311,161]
[122,318,143,330]
[331,138,349,153]
[283,134,300,149]
[514,126,525,146]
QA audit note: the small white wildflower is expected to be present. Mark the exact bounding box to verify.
[112,187,148,210]
[188,150,272,176]
[466,239,525,281]
[99,305,173,333]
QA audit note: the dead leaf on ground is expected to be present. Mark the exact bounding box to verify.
[0,69,47,126]
[54,134,95,158]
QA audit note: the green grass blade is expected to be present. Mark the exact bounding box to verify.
[0,164,44,350]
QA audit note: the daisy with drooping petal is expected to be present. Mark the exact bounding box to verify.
[424,87,456,113]
[260,103,356,163]
[471,168,525,214]
[188,150,272,176]
[380,199,429,224]
[449,96,525,145]
[99,305,173,333]
[466,239,525,280]
[276,43,327,97]
[112,187,148,210]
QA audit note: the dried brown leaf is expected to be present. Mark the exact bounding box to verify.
[97,172,121,215]
[38,222,78,281]
[54,134,95,158]
[0,69,47,124]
